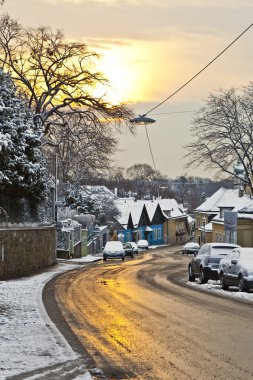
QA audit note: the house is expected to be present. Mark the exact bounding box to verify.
[138,200,167,245]
[194,187,253,246]
[114,198,190,246]
[158,199,190,244]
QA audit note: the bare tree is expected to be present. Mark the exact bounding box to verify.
[126,163,159,180]
[55,113,118,185]
[185,83,253,194]
[0,14,134,137]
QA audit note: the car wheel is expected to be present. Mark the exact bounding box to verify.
[131,253,134,258]
[122,256,125,261]
[103,257,107,261]
[220,273,228,290]
[188,265,195,282]
[238,275,247,292]
[199,267,208,284]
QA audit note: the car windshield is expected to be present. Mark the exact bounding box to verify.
[210,247,237,256]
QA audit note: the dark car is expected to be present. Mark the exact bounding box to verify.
[182,242,200,255]
[188,243,240,284]
[123,242,135,258]
[219,247,253,292]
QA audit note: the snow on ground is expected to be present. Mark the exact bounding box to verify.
[2,247,253,379]
[0,255,102,380]
[188,279,253,302]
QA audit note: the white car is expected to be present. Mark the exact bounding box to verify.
[182,242,200,255]
[129,242,139,254]
[137,239,149,250]
[103,241,125,261]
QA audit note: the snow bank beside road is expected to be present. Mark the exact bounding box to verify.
[188,280,253,302]
[0,256,101,380]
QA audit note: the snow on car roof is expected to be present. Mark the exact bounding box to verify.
[184,242,199,247]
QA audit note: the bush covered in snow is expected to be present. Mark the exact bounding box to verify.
[65,185,119,225]
[0,70,47,200]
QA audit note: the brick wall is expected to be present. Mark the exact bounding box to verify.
[0,226,56,280]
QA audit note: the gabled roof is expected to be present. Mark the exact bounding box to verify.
[195,188,253,213]
[195,187,227,212]
[198,188,253,223]
[115,199,145,228]
[158,198,186,219]
[115,197,187,229]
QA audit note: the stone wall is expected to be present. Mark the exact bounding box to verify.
[0,226,56,280]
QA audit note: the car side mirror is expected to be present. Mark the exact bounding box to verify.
[231,259,238,265]
[194,252,198,257]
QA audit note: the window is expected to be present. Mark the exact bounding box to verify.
[157,228,162,239]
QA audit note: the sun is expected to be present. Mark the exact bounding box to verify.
[91,42,149,105]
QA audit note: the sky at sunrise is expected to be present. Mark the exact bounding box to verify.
[2,0,253,178]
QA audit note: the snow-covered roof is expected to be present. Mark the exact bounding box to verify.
[195,187,226,212]
[115,197,187,228]
[196,188,253,214]
[158,198,187,219]
[199,222,213,232]
[188,215,194,224]
[134,200,160,221]
[79,185,115,199]
[115,199,144,228]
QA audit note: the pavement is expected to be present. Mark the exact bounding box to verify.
[0,254,103,380]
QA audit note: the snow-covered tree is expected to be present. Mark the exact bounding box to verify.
[0,70,47,200]
[0,15,134,183]
[65,185,119,225]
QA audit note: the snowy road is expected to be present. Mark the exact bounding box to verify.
[52,247,253,380]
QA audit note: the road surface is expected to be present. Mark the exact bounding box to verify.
[50,246,253,380]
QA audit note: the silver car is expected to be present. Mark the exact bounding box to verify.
[182,242,200,255]
[219,247,253,292]
[188,242,240,284]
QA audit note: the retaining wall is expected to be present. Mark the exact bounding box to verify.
[0,226,57,280]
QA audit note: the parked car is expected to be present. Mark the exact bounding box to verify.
[103,241,125,261]
[188,243,240,284]
[219,247,253,292]
[137,239,149,250]
[123,242,135,258]
[182,242,200,255]
[129,242,139,254]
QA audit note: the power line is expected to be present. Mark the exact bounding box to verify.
[144,124,157,171]
[150,110,195,116]
[146,23,253,115]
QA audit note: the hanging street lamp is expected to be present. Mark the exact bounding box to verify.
[129,114,157,170]
[129,114,156,125]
